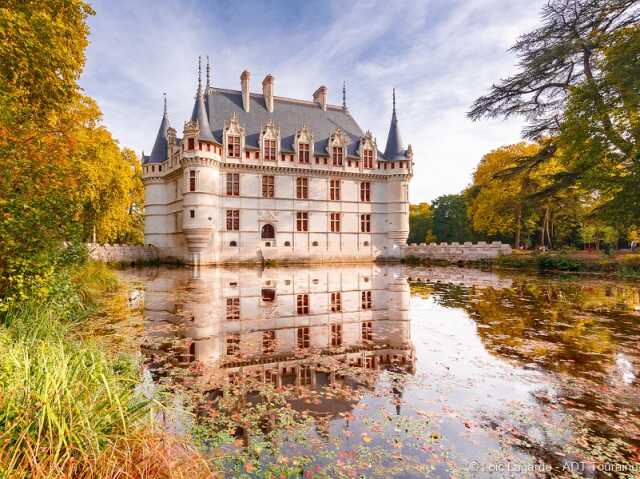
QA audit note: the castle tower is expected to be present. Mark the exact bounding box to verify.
[384,89,411,253]
[181,57,220,265]
[143,96,172,246]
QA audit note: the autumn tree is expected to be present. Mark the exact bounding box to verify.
[0,2,144,300]
[469,0,640,227]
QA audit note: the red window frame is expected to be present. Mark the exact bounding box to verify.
[360,182,371,202]
[296,212,308,232]
[226,173,240,196]
[226,210,240,230]
[227,135,240,158]
[299,143,310,163]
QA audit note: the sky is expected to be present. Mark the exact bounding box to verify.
[79,0,545,204]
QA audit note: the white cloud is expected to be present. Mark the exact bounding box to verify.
[80,0,545,203]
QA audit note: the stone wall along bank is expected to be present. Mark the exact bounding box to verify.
[87,243,159,264]
[402,241,512,262]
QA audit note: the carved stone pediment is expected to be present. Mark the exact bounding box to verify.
[260,119,280,141]
[357,130,377,157]
[224,112,245,137]
[258,210,279,222]
[326,127,348,154]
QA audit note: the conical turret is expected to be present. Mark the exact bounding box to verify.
[148,94,170,164]
[190,56,215,142]
[383,89,406,161]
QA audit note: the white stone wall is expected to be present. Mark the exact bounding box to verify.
[402,241,512,262]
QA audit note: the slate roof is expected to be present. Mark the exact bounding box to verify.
[206,88,368,157]
[147,110,170,164]
[384,109,405,162]
[145,86,407,164]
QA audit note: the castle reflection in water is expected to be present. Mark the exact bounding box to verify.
[138,265,415,416]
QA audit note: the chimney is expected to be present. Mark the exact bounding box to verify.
[313,85,327,111]
[262,74,274,113]
[240,70,251,112]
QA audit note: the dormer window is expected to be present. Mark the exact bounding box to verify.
[264,139,277,161]
[299,143,310,163]
[228,135,240,158]
[363,149,373,168]
[332,146,343,166]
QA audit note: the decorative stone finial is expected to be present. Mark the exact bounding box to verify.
[163,92,167,115]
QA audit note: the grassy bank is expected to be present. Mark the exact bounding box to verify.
[0,262,209,479]
[404,251,640,277]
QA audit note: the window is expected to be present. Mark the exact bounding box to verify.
[296,177,308,199]
[361,291,372,310]
[360,182,371,202]
[262,175,274,198]
[362,321,373,342]
[226,210,239,230]
[299,365,312,385]
[189,209,195,219]
[331,323,342,347]
[332,146,343,166]
[297,327,310,348]
[189,170,196,192]
[188,138,195,150]
[360,214,371,233]
[297,294,309,315]
[363,149,373,168]
[298,143,310,163]
[331,292,341,312]
[264,138,277,161]
[229,241,237,247]
[329,179,340,201]
[296,212,308,232]
[262,288,276,302]
[226,297,240,320]
[330,212,341,233]
[226,333,240,356]
[226,173,240,196]
[263,330,276,354]
[227,135,240,158]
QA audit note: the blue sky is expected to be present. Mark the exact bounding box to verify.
[80,0,544,203]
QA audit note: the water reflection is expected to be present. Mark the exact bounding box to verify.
[118,265,640,477]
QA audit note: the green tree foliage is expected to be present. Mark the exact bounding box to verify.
[0,2,144,302]
[408,203,435,244]
[468,142,585,248]
[430,194,474,243]
[469,0,639,229]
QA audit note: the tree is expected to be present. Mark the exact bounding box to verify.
[430,194,473,243]
[469,0,640,225]
[0,2,144,301]
[408,203,435,244]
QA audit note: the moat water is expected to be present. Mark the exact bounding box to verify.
[116,265,640,478]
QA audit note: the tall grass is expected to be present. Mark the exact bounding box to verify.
[0,262,210,478]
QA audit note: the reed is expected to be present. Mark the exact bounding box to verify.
[0,262,210,478]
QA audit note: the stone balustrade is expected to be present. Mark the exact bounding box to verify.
[402,241,512,262]
[86,243,159,264]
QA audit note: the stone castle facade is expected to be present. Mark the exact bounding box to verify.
[142,58,413,265]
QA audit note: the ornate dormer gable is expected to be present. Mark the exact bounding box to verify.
[167,126,177,166]
[293,123,314,164]
[327,127,348,166]
[259,119,280,161]
[182,119,200,152]
[223,112,245,160]
[358,130,377,168]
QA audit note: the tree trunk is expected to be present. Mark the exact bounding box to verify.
[515,205,522,249]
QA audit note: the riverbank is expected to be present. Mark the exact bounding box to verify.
[0,261,209,478]
[404,250,640,277]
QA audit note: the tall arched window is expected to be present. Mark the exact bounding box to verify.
[261,224,275,239]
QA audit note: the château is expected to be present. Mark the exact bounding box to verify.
[142,58,413,265]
